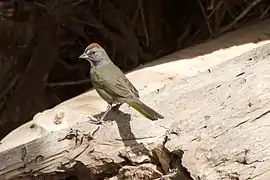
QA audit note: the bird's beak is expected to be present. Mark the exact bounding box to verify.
[79,52,89,59]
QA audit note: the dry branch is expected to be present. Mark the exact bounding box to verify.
[198,0,213,36]
[219,0,265,34]
[46,79,91,87]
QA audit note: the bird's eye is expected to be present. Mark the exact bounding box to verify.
[86,50,95,55]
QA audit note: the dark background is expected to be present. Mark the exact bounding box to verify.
[0,0,269,139]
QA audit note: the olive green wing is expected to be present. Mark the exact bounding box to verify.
[93,64,139,99]
[120,76,139,98]
[113,65,139,98]
[103,76,139,99]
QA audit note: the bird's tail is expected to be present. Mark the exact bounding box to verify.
[127,99,164,120]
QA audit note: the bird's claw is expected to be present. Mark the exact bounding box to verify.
[90,119,103,125]
[90,118,104,125]
[112,104,122,111]
[87,116,104,125]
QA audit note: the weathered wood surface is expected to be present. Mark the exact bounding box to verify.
[0,94,176,180]
[165,44,270,180]
[1,20,270,179]
[1,43,270,179]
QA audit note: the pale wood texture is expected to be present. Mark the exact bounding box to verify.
[165,44,270,180]
[1,20,270,180]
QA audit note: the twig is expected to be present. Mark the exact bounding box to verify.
[33,2,46,8]
[227,5,237,19]
[198,0,213,37]
[0,74,19,102]
[176,23,191,48]
[132,6,140,25]
[219,0,264,34]
[46,79,91,87]
[91,126,100,137]
[207,1,223,20]
[206,0,215,10]
[138,0,149,47]
[260,6,270,19]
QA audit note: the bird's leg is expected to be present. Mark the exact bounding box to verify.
[100,104,112,121]
[112,103,123,111]
[89,104,112,125]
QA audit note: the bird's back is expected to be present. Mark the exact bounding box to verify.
[91,62,139,99]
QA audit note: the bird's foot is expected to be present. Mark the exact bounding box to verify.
[87,115,104,125]
[112,103,122,112]
[90,118,104,125]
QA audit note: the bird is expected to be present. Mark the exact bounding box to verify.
[79,43,164,124]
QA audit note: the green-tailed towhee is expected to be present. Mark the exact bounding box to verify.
[79,43,164,124]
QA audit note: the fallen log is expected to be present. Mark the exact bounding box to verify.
[1,38,270,179]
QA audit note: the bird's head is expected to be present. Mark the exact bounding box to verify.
[79,43,109,65]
